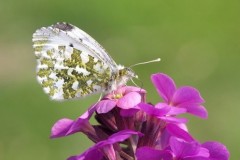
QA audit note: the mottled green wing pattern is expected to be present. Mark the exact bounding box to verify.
[32,23,114,100]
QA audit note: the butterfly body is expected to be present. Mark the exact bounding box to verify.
[33,22,136,100]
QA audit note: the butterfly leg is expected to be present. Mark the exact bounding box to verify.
[98,93,103,102]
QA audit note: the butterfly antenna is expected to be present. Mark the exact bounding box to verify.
[129,58,161,68]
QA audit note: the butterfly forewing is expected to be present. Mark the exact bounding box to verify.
[56,23,118,71]
[32,22,117,100]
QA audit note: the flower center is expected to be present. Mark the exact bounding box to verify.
[169,102,174,106]
[113,93,123,99]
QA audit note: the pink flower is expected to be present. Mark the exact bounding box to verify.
[49,73,229,160]
[151,73,208,118]
[50,86,146,139]
[95,86,146,113]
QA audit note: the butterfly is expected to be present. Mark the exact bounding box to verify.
[32,22,137,101]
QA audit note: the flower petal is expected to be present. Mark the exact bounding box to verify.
[202,141,230,160]
[170,137,198,157]
[184,157,209,160]
[156,103,187,115]
[136,147,173,160]
[50,118,74,138]
[151,73,177,103]
[160,117,188,123]
[68,148,103,160]
[117,92,141,109]
[170,137,209,158]
[51,104,98,138]
[172,86,204,107]
[66,118,92,135]
[80,103,98,119]
[95,99,117,113]
[104,86,146,99]
[166,124,194,142]
[160,123,189,148]
[139,103,170,116]
[107,130,143,144]
[123,86,146,94]
[186,104,208,119]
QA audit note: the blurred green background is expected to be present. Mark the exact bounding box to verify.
[0,0,239,159]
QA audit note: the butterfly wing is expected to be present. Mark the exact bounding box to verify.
[54,23,118,70]
[32,22,117,100]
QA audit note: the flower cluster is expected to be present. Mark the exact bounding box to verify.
[50,73,229,160]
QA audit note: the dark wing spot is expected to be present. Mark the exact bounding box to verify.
[53,22,73,31]
[69,43,74,47]
[79,38,83,42]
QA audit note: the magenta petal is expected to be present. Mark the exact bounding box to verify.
[80,103,98,119]
[136,147,173,160]
[170,137,209,158]
[155,103,187,115]
[107,130,143,143]
[104,86,146,99]
[196,147,211,158]
[184,157,209,160]
[118,92,141,109]
[66,104,99,135]
[139,103,170,116]
[160,123,189,149]
[151,73,177,103]
[160,117,188,123]
[155,102,169,109]
[172,86,204,106]
[50,118,74,138]
[95,99,117,113]
[166,124,194,142]
[164,106,187,115]
[170,137,198,157]
[68,149,103,160]
[187,105,208,119]
[51,104,98,138]
[123,86,146,94]
[160,128,171,149]
[66,118,91,135]
[202,141,230,160]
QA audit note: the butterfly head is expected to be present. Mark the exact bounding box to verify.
[113,65,137,88]
[119,67,137,79]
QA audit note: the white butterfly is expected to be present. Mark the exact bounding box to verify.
[32,22,137,101]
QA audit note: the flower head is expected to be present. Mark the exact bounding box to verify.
[50,73,229,160]
[95,86,146,113]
